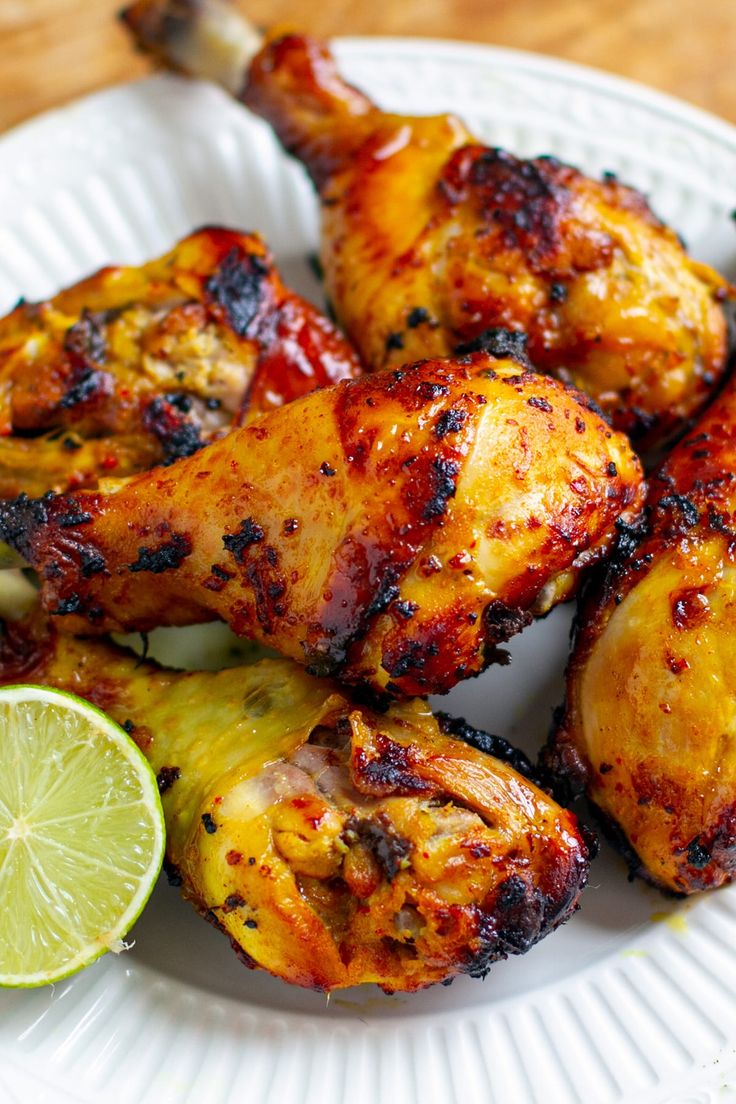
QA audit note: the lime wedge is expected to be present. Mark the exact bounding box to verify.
[0,685,165,987]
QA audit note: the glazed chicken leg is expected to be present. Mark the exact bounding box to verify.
[0,608,590,991]
[122,0,733,451]
[0,227,359,497]
[548,371,736,894]
[0,348,643,697]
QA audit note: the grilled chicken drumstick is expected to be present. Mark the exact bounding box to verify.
[0,348,643,697]
[122,0,732,451]
[0,607,590,991]
[0,226,359,497]
[548,372,736,894]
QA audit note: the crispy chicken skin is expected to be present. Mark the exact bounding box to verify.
[547,373,736,894]
[0,226,359,497]
[122,0,732,451]
[0,350,643,696]
[0,609,590,991]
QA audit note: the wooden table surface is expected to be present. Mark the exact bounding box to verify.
[1,0,735,134]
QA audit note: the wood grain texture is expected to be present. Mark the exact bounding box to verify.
[1,0,735,133]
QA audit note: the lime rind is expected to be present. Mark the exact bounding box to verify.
[0,685,166,988]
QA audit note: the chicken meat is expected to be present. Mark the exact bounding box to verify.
[0,348,643,697]
[547,372,736,894]
[122,0,733,452]
[0,606,591,991]
[0,226,359,497]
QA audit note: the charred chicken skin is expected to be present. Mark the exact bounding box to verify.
[0,226,359,497]
[0,607,590,991]
[0,349,643,697]
[122,0,732,451]
[548,372,736,894]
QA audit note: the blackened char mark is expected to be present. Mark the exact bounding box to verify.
[352,733,433,797]
[654,493,700,532]
[613,514,649,562]
[439,146,569,272]
[51,593,82,616]
[80,547,106,577]
[418,381,450,401]
[343,813,411,882]
[404,397,485,527]
[206,247,270,337]
[462,881,543,977]
[477,837,587,973]
[454,327,531,368]
[165,391,193,414]
[570,510,650,623]
[223,518,265,564]
[142,396,204,464]
[49,590,104,625]
[382,638,427,680]
[434,407,468,438]
[59,370,110,410]
[468,838,589,977]
[475,877,549,973]
[63,310,107,366]
[549,282,568,303]
[222,517,286,633]
[156,765,181,794]
[421,457,460,521]
[581,489,704,618]
[128,533,192,574]
[676,801,736,891]
[163,858,183,887]
[364,566,402,619]
[707,510,736,539]
[686,837,711,869]
[57,510,93,528]
[483,600,533,648]
[60,310,111,410]
[245,546,287,634]
[203,563,234,593]
[616,404,659,443]
[436,712,537,782]
[0,492,52,562]
[407,306,431,328]
[221,893,246,913]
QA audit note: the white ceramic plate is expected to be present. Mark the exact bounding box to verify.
[1,37,736,1104]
